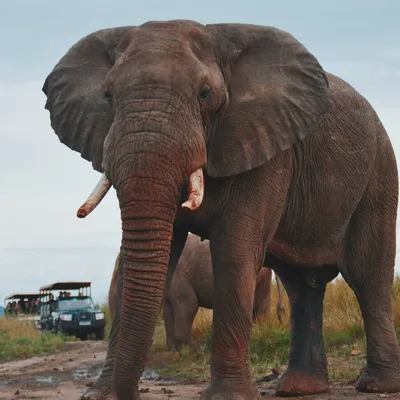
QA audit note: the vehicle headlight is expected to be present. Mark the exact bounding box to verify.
[95,312,105,320]
[60,314,72,321]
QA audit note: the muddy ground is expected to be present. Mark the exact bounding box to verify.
[0,341,399,400]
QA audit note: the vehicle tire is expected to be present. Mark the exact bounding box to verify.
[80,333,88,341]
[56,323,65,336]
[95,328,105,341]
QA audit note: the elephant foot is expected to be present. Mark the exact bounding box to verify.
[356,367,400,393]
[79,386,140,400]
[200,380,261,400]
[275,369,329,397]
[78,385,112,400]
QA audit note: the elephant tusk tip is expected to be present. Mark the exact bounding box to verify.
[76,207,88,218]
[181,200,200,211]
[76,173,112,219]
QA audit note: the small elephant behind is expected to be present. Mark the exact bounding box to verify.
[109,235,284,350]
[163,234,283,349]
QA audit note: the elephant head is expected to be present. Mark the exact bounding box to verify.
[42,20,329,397]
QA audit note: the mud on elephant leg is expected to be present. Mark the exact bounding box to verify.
[272,261,339,397]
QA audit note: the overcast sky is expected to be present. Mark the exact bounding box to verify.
[0,0,399,303]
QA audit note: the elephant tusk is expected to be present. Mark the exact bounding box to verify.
[76,173,112,218]
[181,168,204,211]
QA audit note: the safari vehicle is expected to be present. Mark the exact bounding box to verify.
[39,281,106,340]
[4,293,43,329]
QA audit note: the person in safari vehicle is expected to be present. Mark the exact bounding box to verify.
[39,282,106,341]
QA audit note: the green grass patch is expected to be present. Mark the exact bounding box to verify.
[0,318,68,361]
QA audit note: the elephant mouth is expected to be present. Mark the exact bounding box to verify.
[76,167,205,219]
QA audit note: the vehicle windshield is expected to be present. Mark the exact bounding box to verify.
[58,297,94,312]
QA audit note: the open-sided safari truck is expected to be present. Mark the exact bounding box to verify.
[39,281,106,340]
[4,292,43,329]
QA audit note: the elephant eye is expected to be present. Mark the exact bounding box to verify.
[104,90,113,105]
[198,87,211,103]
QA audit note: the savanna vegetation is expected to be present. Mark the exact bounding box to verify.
[1,275,399,386]
[0,318,67,361]
[105,275,400,384]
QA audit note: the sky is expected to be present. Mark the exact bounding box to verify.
[0,0,399,303]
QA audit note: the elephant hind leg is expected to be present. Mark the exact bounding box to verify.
[340,185,400,393]
[270,258,338,397]
[171,291,199,349]
[163,298,176,350]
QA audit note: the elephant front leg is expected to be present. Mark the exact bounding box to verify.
[200,234,263,400]
[272,264,337,397]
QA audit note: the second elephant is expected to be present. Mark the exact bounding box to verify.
[109,234,284,350]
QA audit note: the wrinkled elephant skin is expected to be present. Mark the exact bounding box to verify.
[42,20,400,400]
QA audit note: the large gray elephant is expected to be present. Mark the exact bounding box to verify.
[42,20,400,400]
[109,234,285,350]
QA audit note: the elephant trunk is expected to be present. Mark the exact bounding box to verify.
[107,104,204,396]
[113,174,178,397]
[76,90,206,396]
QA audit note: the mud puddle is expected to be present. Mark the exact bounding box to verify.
[4,363,165,388]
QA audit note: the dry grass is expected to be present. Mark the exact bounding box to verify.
[191,275,400,335]
[98,275,400,382]
[0,318,67,361]
[147,275,400,382]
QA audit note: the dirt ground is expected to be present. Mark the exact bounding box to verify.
[0,341,400,400]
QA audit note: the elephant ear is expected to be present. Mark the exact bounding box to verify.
[206,24,330,178]
[42,26,135,172]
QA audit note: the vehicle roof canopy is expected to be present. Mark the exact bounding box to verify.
[39,282,91,291]
[5,293,44,301]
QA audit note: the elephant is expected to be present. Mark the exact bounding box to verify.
[163,234,284,349]
[108,234,285,350]
[108,251,120,322]
[42,20,400,400]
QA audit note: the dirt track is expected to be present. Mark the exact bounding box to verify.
[1,341,400,400]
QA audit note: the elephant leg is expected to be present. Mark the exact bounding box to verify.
[252,268,272,323]
[272,262,338,397]
[172,292,199,349]
[200,235,264,400]
[81,228,188,400]
[163,298,176,350]
[340,194,400,393]
[201,160,290,400]
[164,287,199,350]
